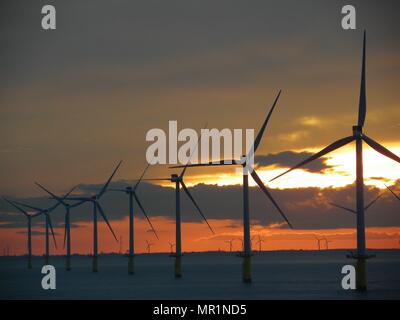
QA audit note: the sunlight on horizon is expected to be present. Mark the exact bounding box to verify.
[152,142,400,190]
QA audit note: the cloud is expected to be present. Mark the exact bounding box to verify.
[255,151,332,173]
[297,116,321,127]
[1,179,399,231]
[16,230,60,236]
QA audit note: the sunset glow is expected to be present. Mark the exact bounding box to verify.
[158,143,400,190]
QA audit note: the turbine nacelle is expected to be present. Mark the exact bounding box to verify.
[171,174,180,182]
[352,125,363,138]
[125,186,133,194]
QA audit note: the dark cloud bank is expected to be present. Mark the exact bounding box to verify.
[1,178,399,231]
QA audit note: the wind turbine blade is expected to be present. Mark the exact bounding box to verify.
[143,178,171,181]
[252,90,281,154]
[364,193,384,210]
[47,214,58,249]
[35,182,64,204]
[363,135,400,164]
[170,159,239,169]
[180,181,214,234]
[133,164,150,191]
[329,202,356,214]
[132,192,159,240]
[250,170,293,229]
[180,123,207,178]
[97,160,123,198]
[358,30,367,127]
[106,188,126,192]
[12,201,43,212]
[69,200,87,208]
[270,136,355,182]
[96,203,118,242]
[62,185,78,199]
[385,184,400,201]
[2,198,30,217]
[64,197,90,202]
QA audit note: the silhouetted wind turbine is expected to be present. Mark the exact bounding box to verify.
[12,202,59,265]
[168,242,175,254]
[12,186,75,264]
[34,183,84,271]
[225,239,234,252]
[323,237,333,250]
[256,235,265,252]
[146,137,214,278]
[146,240,154,254]
[385,184,400,201]
[106,164,158,274]
[171,90,293,283]
[314,236,323,251]
[329,191,384,215]
[2,198,41,268]
[65,161,122,272]
[270,31,400,291]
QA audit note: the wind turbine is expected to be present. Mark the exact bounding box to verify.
[225,239,235,252]
[171,90,293,283]
[270,31,400,290]
[34,183,84,271]
[314,236,323,251]
[12,202,59,265]
[2,198,41,268]
[236,238,244,252]
[146,240,154,254]
[64,161,122,272]
[385,184,400,201]
[146,140,214,279]
[329,191,384,215]
[105,164,158,274]
[11,186,76,264]
[168,242,175,254]
[256,235,265,252]
[323,237,333,250]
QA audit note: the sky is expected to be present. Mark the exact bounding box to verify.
[0,0,399,255]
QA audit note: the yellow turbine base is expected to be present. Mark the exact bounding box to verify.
[356,258,367,291]
[92,256,98,273]
[128,256,135,274]
[175,256,182,278]
[242,256,252,283]
[66,256,71,271]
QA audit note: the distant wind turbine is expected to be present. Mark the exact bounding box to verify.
[146,240,154,254]
[34,183,84,271]
[225,239,234,252]
[314,236,323,251]
[323,237,333,250]
[65,161,122,272]
[12,203,58,265]
[2,198,41,268]
[171,90,293,283]
[11,186,75,264]
[106,164,158,274]
[256,235,265,252]
[168,242,175,254]
[270,31,400,291]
